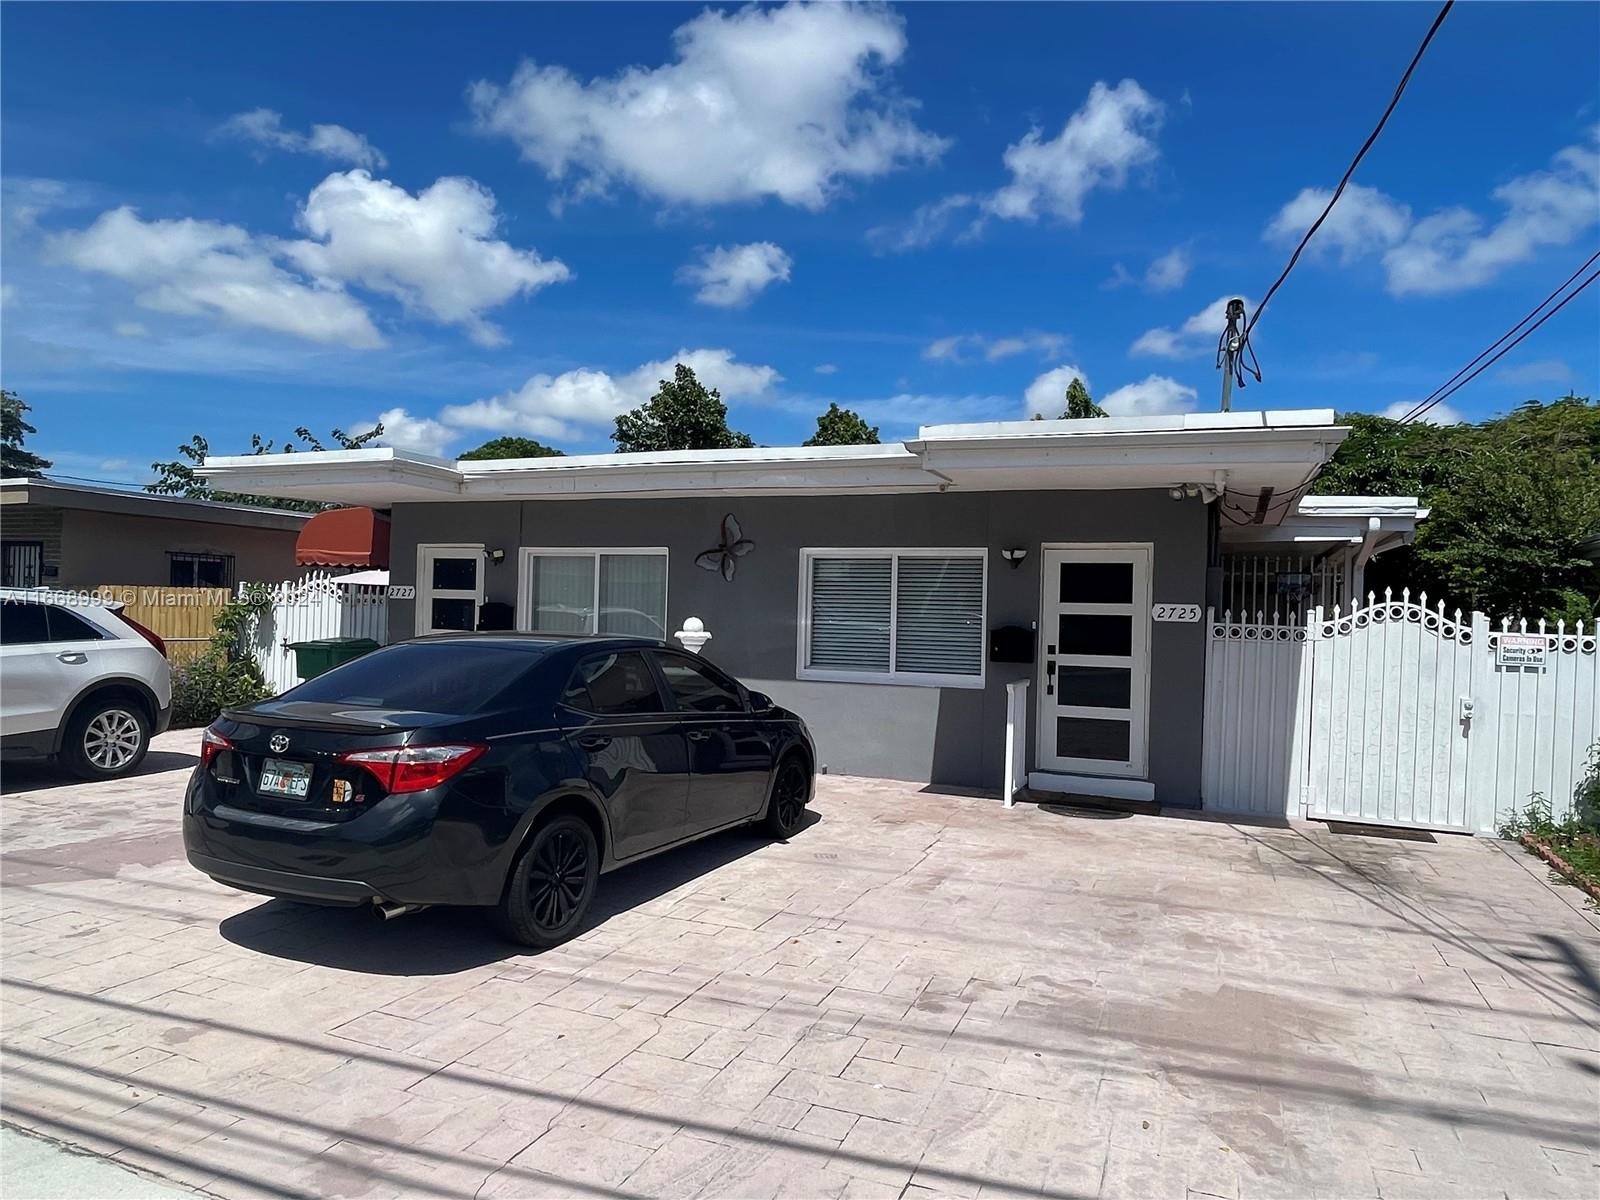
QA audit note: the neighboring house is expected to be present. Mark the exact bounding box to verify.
[0,477,308,590]
[198,410,1424,805]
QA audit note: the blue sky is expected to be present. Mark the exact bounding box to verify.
[3,1,1597,482]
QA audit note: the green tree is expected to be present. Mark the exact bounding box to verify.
[2,390,52,476]
[1316,396,1600,623]
[1060,376,1106,419]
[459,436,565,461]
[612,363,754,452]
[803,403,879,447]
[147,423,384,512]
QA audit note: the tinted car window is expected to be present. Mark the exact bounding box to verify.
[656,654,746,714]
[0,600,48,645]
[284,642,545,713]
[564,652,666,715]
[47,607,107,642]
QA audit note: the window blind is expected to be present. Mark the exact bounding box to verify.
[807,557,891,672]
[894,556,984,676]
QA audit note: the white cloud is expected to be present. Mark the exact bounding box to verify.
[678,242,792,307]
[1384,135,1599,295]
[1104,248,1191,293]
[1264,183,1412,264]
[1495,358,1573,387]
[1100,374,1199,417]
[216,108,387,169]
[1130,294,1243,359]
[1023,365,1092,418]
[984,80,1163,224]
[470,1,945,211]
[442,348,781,441]
[287,170,570,347]
[871,79,1162,252]
[813,363,838,375]
[849,392,1011,429]
[1145,246,1191,292]
[924,332,1065,364]
[52,206,383,348]
[112,320,147,337]
[1263,132,1599,295]
[0,283,14,307]
[1380,400,1463,426]
[372,406,455,457]
[866,194,975,254]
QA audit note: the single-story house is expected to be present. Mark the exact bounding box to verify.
[198,410,1424,804]
[0,477,309,590]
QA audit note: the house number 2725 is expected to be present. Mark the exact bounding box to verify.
[1151,603,1201,622]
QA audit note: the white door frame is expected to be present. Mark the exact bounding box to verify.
[1035,543,1153,779]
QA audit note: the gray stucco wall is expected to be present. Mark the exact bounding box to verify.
[55,508,301,588]
[387,490,1209,801]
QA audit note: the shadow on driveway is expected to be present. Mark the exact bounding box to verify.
[0,751,199,795]
[217,813,818,975]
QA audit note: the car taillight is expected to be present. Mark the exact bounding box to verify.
[118,611,167,658]
[200,727,232,769]
[336,744,487,794]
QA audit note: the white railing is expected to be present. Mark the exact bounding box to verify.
[1202,589,1598,833]
[1219,552,1347,622]
[240,570,390,694]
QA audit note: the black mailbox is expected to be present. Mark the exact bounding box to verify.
[989,624,1035,664]
[476,600,515,631]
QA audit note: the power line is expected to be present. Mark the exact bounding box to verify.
[1400,263,1600,425]
[1239,0,1454,355]
[1392,249,1600,424]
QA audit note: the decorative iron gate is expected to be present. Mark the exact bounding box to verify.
[1202,591,1599,833]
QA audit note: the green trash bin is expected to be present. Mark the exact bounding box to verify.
[288,637,380,680]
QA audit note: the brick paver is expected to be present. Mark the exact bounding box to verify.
[2,728,1597,1198]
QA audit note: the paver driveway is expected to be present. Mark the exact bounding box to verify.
[2,729,1597,1200]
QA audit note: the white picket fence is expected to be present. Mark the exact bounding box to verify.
[240,571,390,694]
[1202,591,1599,833]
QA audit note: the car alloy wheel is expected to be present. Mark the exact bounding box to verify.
[526,826,592,932]
[764,758,809,838]
[83,708,143,772]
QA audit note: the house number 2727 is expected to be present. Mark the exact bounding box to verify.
[1151,604,1201,622]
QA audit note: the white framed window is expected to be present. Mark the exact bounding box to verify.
[517,548,669,639]
[798,548,987,689]
[416,543,485,635]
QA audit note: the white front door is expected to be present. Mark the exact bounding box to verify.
[415,544,485,635]
[1036,545,1152,778]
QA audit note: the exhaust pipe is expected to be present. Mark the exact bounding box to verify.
[373,900,427,921]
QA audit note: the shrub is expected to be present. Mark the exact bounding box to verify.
[169,591,272,727]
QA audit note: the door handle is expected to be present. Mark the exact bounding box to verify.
[686,729,710,742]
[577,734,612,751]
[1045,660,1056,696]
[56,652,88,665]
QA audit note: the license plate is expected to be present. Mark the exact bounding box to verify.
[259,758,313,799]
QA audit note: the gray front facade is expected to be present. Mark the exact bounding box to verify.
[385,489,1210,802]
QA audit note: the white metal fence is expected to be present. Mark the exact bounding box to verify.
[1202,591,1599,833]
[240,571,390,694]
[1219,552,1347,622]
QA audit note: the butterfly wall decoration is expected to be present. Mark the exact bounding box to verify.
[696,514,755,582]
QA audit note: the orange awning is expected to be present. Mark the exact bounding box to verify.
[295,507,390,567]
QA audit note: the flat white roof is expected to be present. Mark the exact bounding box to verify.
[199,409,1351,507]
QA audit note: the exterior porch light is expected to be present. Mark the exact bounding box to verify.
[1000,547,1028,569]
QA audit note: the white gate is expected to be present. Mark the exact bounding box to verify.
[242,571,390,694]
[1202,591,1599,833]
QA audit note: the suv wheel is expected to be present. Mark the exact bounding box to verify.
[63,698,150,780]
[490,814,598,949]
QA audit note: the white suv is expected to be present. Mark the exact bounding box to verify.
[0,588,173,779]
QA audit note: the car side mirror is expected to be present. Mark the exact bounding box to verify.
[747,690,777,713]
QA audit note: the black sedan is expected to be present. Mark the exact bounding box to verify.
[183,635,815,947]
